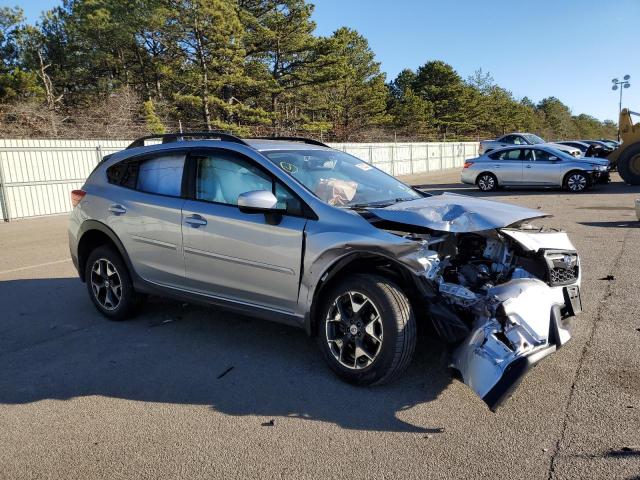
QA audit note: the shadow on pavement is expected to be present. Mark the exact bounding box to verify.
[0,277,451,433]
[578,221,640,228]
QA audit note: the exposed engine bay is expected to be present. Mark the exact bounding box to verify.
[377,218,582,409]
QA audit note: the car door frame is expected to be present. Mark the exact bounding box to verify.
[180,146,317,318]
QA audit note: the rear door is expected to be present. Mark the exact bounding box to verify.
[489,148,524,184]
[104,151,187,287]
[181,149,308,313]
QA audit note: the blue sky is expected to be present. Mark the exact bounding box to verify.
[7,0,639,122]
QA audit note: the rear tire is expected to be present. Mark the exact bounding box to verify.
[617,143,640,185]
[316,274,416,386]
[477,172,498,191]
[85,245,143,320]
[563,171,589,192]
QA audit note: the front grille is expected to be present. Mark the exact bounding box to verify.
[544,251,579,286]
[550,266,579,285]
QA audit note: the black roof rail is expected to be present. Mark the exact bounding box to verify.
[126,131,250,150]
[247,136,330,148]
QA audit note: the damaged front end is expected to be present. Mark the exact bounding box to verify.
[365,195,582,410]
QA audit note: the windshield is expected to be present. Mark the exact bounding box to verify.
[263,149,422,207]
[523,134,546,144]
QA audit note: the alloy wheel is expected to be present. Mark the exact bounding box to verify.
[567,173,587,192]
[478,174,495,191]
[90,258,123,311]
[325,291,384,370]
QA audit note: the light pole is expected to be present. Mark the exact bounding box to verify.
[612,75,631,142]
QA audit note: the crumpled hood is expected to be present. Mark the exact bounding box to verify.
[367,193,549,233]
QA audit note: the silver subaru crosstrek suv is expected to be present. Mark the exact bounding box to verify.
[69,133,582,409]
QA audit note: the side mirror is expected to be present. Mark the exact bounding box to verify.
[237,190,282,214]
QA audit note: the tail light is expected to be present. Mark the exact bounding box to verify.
[463,161,474,169]
[70,189,86,207]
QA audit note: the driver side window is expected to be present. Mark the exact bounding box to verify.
[193,151,302,215]
[533,149,556,161]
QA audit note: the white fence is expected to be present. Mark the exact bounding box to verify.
[0,139,478,221]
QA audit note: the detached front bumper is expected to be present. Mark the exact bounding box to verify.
[451,279,579,411]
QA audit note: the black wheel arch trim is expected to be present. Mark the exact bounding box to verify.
[77,220,141,286]
[305,251,424,336]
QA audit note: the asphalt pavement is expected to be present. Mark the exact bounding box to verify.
[0,171,639,479]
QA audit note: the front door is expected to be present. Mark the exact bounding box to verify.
[527,148,564,185]
[181,149,307,313]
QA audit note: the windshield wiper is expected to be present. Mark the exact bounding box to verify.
[348,197,417,209]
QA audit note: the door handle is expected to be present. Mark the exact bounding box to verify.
[493,164,501,168]
[526,165,533,168]
[109,204,127,215]
[185,214,207,228]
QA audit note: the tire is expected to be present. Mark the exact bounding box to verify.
[617,143,640,185]
[563,171,589,193]
[316,274,416,386]
[476,172,498,191]
[85,245,143,320]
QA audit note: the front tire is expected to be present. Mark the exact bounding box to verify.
[564,171,589,192]
[477,172,498,191]
[85,245,142,320]
[317,274,416,386]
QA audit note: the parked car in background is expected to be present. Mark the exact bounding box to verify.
[462,145,610,192]
[581,140,614,151]
[556,141,590,155]
[579,140,615,159]
[599,139,620,149]
[69,132,583,410]
[557,140,611,159]
[479,133,582,157]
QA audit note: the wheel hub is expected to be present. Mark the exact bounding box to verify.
[349,324,358,335]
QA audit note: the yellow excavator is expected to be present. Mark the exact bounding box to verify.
[608,108,640,184]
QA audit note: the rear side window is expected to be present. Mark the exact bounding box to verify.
[489,149,522,160]
[106,153,186,197]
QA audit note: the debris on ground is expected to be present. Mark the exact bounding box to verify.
[261,419,275,427]
[217,366,234,379]
[149,316,182,327]
[599,275,615,281]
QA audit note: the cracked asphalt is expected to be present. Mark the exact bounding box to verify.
[1,171,639,479]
